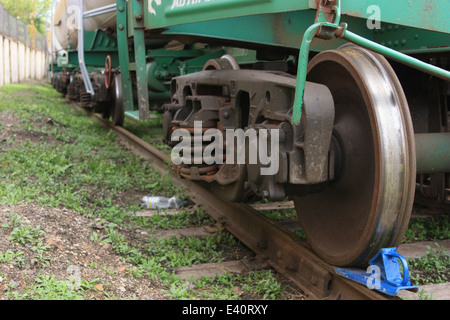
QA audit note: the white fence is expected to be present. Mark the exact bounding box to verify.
[0,2,48,88]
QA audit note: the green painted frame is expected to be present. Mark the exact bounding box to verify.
[122,0,449,122]
[144,0,449,34]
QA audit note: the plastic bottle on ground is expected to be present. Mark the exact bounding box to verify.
[141,196,184,210]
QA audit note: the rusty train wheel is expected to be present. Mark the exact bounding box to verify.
[105,55,112,89]
[203,54,240,71]
[292,44,416,267]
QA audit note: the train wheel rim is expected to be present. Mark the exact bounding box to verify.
[111,74,124,126]
[293,44,416,267]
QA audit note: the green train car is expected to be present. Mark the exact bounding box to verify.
[50,0,449,267]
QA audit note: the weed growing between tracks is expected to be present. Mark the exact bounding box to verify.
[403,213,450,288]
[404,214,450,243]
[409,245,450,285]
[0,83,303,300]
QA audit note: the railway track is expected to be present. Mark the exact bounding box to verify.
[92,112,407,300]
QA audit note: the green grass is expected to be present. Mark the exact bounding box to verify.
[9,224,44,245]
[5,274,104,300]
[0,83,183,223]
[140,207,214,229]
[123,113,171,155]
[408,245,450,285]
[404,215,450,243]
[0,249,25,267]
[0,83,295,300]
[165,270,284,300]
[259,207,297,221]
[1,211,52,268]
[145,231,239,267]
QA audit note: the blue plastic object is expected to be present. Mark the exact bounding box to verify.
[335,247,419,296]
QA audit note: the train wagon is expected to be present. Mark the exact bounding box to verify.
[50,0,450,268]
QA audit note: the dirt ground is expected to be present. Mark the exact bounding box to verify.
[0,203,167,299]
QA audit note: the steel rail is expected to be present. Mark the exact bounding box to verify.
[93,113,396,300]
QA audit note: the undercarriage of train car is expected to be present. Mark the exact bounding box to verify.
[162,43,420,267]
